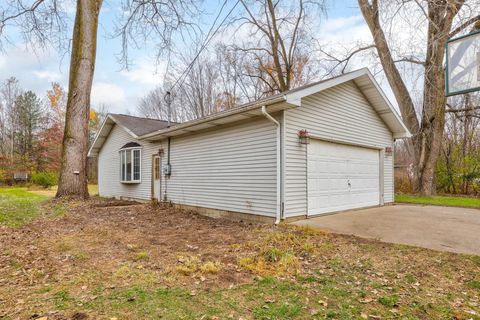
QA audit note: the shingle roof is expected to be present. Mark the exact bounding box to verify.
[110,114,173,137]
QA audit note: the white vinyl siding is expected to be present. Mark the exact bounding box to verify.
[98,124,162,200]
[284,81,394,217]
[164,117,277,217]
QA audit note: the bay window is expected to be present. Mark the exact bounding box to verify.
[119,143,142,183]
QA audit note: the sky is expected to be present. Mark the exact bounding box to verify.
[0,0,371,114]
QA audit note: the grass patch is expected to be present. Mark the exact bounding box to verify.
[20,274,475,320]
[467,280,480,290]
[27,184,98,197]
[237,227,324,276]
[378,295,399,307]
[200,261,222,274]
[395,194,480,208]
[175,254,200,275]
[134,251,149,261]
[0,187,48,227]
[0,186,93,227]
[53,290,73,309]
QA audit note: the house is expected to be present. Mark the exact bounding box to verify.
[88,68,411,223]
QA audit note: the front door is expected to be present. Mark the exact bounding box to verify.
[152,155,161,200]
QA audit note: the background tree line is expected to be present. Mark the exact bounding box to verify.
[0,78,105,184]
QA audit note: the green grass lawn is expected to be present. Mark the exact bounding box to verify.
[0,187,49,227]
[0,185,98,227]
[396,193,480,209]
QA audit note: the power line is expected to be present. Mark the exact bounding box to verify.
[169,0,241,91]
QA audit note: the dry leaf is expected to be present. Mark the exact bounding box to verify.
[359,297,373,303]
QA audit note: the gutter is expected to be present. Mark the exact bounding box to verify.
[140,95,287,140]
[261,106,281,225]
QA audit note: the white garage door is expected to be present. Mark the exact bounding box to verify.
[307,140,380,215]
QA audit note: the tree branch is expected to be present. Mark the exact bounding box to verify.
[449,15,480,38]
[319,44,375,75]
[446,105,480,113]
[393,57,426,66]
[0,0,45,29]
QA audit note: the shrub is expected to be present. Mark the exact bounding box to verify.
[31,171,58,189]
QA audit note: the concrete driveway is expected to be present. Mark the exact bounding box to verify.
[292,204,480,255]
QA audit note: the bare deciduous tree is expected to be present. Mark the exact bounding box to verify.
[0,77,22,164]
[359,0,480,195]
[138,51,236,123]
[232,0,324,95]
[347,0,480,195]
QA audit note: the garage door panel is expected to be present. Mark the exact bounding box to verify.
[307,140,380,215]
[308,158,347,174]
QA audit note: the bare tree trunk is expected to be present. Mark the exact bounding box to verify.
[358,0,460,195]
[416,4,450,195]
[56,0,102,199]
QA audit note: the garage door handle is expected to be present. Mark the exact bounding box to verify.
[347,180,351,188]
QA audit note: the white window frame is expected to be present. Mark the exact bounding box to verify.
[119,147,142,183]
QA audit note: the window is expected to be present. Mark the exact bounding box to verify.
[153,157,160,180]
[134,150,141,180]
[119,143,142,183]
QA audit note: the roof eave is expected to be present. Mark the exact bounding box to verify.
[393,131,412,139]
[360,71,412,140]
[139,95,290,140]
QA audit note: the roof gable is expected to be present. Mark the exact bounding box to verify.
[88,114,170,156]
[111,114,172,137]
[283,69,411,139]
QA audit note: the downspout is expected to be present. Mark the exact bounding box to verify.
[163,137,170,202]
[261,106,281,225]
[163,91,172,202]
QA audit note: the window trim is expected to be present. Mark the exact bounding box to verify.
[119,147,142,183]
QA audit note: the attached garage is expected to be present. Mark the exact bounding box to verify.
[307,140,381,216]
[89,68,411,223]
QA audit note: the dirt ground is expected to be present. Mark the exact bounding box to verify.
[0,198,479,319]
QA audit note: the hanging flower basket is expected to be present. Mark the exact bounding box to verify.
[298,129,310,145]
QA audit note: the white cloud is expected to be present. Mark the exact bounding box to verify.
[318,15,371,46]
[33,70,62,82]
[91,82,127,113]
[0,45,68,98]
[120,59,164,87]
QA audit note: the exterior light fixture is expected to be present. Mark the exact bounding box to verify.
[385,146,393,155]
[298,129,310,145]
